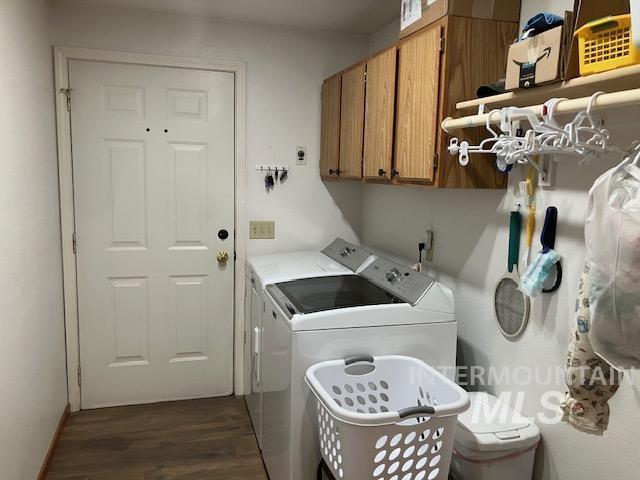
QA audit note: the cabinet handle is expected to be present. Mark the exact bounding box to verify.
[329,168,340,175]
[378,168,386,176]
[391,169,399,177]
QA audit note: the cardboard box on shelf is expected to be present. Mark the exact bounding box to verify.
[399,0,520,39]
[505,26,564,90]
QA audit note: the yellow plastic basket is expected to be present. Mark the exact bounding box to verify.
[574,14,640,75]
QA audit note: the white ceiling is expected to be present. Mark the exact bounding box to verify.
[61,0,400,35]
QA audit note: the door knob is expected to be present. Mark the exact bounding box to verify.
[216,251,230,264]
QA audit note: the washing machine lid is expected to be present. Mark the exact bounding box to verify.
[270,275,402,315]
[457,392,533,435]
[247,251,350,289]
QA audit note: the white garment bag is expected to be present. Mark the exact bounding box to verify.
[586,155,640,370]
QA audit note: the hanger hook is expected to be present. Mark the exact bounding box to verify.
[587,91,605,115]
[485,109,501,138]
[542,97,567,129]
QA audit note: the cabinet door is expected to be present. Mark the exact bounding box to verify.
[363,47,397,180]
[320,74,341,178]
[395,25,442,182]
[437,16,516,189]
[339,62,366,179]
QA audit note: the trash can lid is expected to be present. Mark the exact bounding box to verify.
[454,392,540,453]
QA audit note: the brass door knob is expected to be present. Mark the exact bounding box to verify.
[216,251,230,263]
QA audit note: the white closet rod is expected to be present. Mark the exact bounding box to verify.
[442,87,640,132]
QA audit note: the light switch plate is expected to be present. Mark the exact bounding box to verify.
[249,221,275,239]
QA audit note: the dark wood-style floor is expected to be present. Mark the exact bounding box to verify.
[46,396,268,480]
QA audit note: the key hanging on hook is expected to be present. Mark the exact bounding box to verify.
[279,168,288,182]
[275,167,279,182]
[265,170,274,191]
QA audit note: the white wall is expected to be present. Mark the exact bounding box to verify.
[0,1,69,478]
[363,4,640,480]
[51,1,368,256]
[369,18,400,54]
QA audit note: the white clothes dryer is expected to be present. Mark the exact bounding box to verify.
[244,238,374,447]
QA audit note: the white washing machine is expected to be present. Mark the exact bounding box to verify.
[244,238,374,448]
[261,256,457,480]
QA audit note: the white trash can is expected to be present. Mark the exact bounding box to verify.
[450,392,540,480]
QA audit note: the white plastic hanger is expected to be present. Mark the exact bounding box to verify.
[447,92,633,175]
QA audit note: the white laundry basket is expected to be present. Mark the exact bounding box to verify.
[306,355,470,480]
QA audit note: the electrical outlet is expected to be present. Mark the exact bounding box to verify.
[249,221,275,239]
[295,145,307,165]
[424,230,435,262]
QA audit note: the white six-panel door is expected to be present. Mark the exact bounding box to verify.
[69,60,235,408]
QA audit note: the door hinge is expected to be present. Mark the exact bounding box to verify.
[72,232,77,254]
[60,88,72,111]
[77,364,81,386]
[234,251,237,262]
[439,36,445,54]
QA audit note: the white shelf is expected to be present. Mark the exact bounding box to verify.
[456,64,640,111]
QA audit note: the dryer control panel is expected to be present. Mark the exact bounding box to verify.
[322,238,372,272]
[360,257,435,305]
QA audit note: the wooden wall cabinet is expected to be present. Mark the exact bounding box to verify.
[436,16,518,188]
[319,74,341,178]
[320,15,518,189]
[338,62,366,179]
[363,47,397,180]
[395,25,442,184]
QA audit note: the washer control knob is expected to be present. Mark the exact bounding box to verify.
[385,268,401,283]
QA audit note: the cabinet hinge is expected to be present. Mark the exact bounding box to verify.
[60,88,72,111]
[77,364,81,386]
[72,232,77,254]
[439,36,445,54]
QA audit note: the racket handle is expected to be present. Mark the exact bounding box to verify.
[508,211,521,272]
[541,206,558,253]
[525,205,535,248]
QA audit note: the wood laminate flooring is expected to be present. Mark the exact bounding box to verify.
[46,396,268,480]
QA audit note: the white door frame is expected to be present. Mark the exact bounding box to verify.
[54,47,247,411]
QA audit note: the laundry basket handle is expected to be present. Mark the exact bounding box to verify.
[398,405,436,418]
[344,355,374,366]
